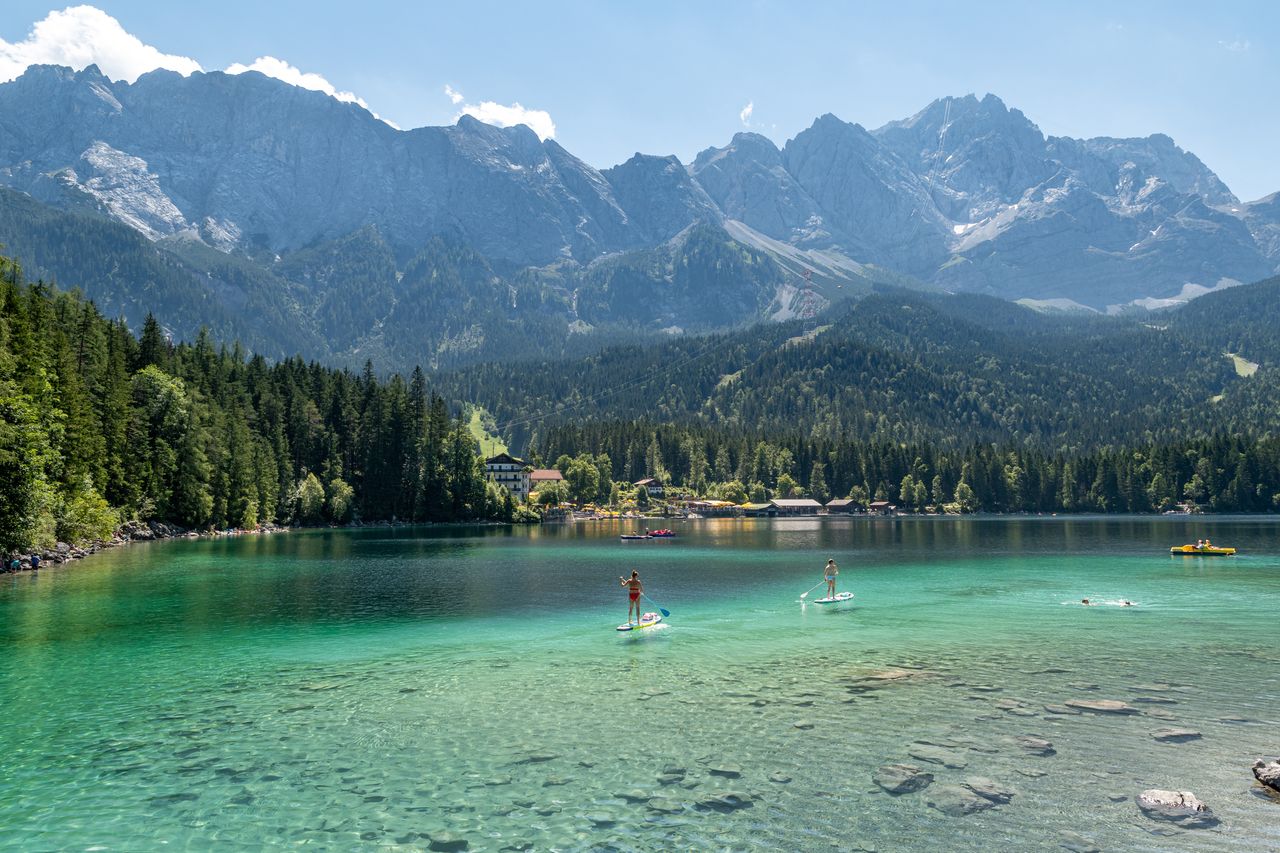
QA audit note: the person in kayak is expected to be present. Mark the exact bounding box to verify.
[823,559,838,599]
[619,570,644,624]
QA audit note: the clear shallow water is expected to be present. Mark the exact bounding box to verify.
[1,517,1278,851]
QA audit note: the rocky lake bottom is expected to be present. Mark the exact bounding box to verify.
[1,517,1277,850]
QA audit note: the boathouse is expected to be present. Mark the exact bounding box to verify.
[769,498,823,516]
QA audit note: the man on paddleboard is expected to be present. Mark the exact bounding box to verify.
[620,570,643,624]
[824,559,838,599]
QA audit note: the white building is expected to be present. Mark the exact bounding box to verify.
[484,453,531,500]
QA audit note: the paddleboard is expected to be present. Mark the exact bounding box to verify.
[617,612,663,631]
[811,592,854,605]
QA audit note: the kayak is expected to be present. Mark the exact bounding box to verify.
[620,534,650,541]
[617,612,663,632]
[811,592,855,605]
[1170,545,1236,556]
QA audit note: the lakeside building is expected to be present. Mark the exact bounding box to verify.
[634,478,665,497]
[868,501,897,516]
[484,453,531,500]
[825,498,857,515]
[770,498,823,516]
[529,469,564,491]
[682,499,740,518]
[740,502,777,518]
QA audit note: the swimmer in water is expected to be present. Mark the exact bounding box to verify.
[1081,598,1091,606]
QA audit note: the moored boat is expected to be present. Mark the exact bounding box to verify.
[1170,544,1236,556]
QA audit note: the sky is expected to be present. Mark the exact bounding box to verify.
[2,1,1278,200]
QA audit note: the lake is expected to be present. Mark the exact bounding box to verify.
[1,517,1277,850]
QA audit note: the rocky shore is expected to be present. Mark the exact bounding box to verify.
[1,517,506,575]
[2,520,288,573]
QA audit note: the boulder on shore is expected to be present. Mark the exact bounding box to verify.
[1253,758,1280,794]
[1135,789,1218,828]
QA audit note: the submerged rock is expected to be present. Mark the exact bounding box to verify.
[928,784,998,816]
[1253,758,1280,794]
[1064,699,1139,715]
[426,831,470,852]
[908,744,968,769]
[873,763,934,795]
[1150,728,1202,743]
[1135,789,1218,828]
[963,777,1015,804]
[1014,735,1056,756]
[647,796,684,814]
[1058,830,1102,852]
[695,791,754,812]
[707,764,743,779]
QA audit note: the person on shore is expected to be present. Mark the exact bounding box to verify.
[29,554,39,570]
[824,559,838,599]
[619,570,644,624]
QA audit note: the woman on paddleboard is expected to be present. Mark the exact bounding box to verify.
[620,570,643,625]
[824,559,838,599]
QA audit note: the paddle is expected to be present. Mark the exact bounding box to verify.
[642,593,671,618]
[799,580,826,600]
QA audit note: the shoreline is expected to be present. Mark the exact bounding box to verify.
[5,510,1268,577]
[1,517,514,576]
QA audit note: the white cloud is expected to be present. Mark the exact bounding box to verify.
[0,4,202,84]
[444,84,464,104]
[739,101,754,126]
[226,55,398,128]
[456,100,556,140]
[1218,38,1250,53]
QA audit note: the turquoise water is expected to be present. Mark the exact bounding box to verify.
[1,517,1278,851]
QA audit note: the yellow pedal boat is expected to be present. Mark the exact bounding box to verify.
[1170,544,1236,556]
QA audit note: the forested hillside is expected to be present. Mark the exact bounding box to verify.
[444,281,1280,514]
[0,254,515,554]
[444,287,1265,453]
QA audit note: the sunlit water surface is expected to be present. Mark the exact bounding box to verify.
[2,517,1278,851]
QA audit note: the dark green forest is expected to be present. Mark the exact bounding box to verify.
[0,254,516,554]
[455,280,1280,512]
[444,285,1280,452]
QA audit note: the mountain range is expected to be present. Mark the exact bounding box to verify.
[2,63,1278,368]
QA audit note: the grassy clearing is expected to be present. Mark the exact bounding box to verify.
[468,407,508,457]
[1226,352,1259,378]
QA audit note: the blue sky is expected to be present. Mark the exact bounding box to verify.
[3,1,1277,199]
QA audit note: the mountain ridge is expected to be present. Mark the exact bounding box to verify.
[3,64,1280,368]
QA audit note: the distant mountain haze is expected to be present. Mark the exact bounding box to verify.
[2,64,1278,368]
